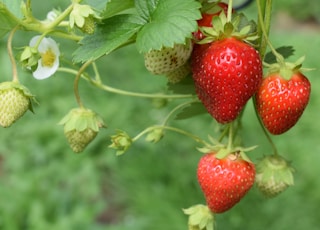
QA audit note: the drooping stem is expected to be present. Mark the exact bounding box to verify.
[256,0,284,64]
[7,26,19,82]
[74,61,93,108]
[58,67,194,99]
[161,100,199,126]
[132,125,210,147]
[252,96,279,156]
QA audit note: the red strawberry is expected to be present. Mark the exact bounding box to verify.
[197,152,255,213]
[191,37,262,123]
[255,71,311,134]
[193,3,231,40]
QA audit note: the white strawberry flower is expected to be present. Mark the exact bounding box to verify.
[29,35,60,80]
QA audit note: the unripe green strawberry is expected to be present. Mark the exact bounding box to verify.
[79,15,96,34]
[144,41,192,75]
[59,107,105,153]
[0,81,35,128]
[165,62,191,84]
[65,128,97,153]
[255,155,294,198]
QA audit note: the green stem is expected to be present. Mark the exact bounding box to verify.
[132,125,209,146]
[74,61,93,108]
[227,0,233,22]
[48,30,82,42]
[41,3,74,31]
[7,26,19,82]
[161,100,198,126]
[252,96,279,156]
[92,80,194,99]
[256,0,284,64]
[227,122,234,150]
[58,67,194,100]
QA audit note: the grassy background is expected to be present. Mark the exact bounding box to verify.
[1,1,320,229]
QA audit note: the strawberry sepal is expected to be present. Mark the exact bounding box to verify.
[183,204,215,230]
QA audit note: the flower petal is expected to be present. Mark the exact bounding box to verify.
[29,36,60,80]
[32,58,59,80]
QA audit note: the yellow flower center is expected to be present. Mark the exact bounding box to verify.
[41,48,56,67]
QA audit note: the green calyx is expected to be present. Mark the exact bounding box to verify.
[183,204,215,230]
[59,107,105,132]
[265,56,306,80]
[198,11,258,44]
[0,81,36,112]
[256,155,295,188]
[109,129,132,156]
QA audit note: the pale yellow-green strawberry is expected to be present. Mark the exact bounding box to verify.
[79,15,96,34]
[65,128,97,153]
[0,81,35,128]
[255,155,294,198]
[59,107,105,153]
[165,62,191,84]
[144,41,193,75]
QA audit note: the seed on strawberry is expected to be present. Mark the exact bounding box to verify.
[192,37,262,123]
[65,128,97,153]
[255,71,311,135]
[0,81,35,128]
[59,107,105,153]
[144,41,192,75]
[79,15,96,34]
[255,155,294,198]
[197,151,255,213]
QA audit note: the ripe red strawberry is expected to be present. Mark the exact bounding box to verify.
[255,71,311,135]
[197,152,255,213]
[191,37,262,123]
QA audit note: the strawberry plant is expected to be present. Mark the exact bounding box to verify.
[0,0,316,229]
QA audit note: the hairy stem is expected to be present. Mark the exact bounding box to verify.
[7,26,19,82]
[74,61,93,108]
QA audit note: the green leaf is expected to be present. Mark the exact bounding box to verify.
[101,0,135,19]
[174,101,207,120]
[84,0,108,12]
[0,2,20,37]
[264,46,295,64]
[73,14,143,63]
[135,0,201,52]
[1,0,22,18]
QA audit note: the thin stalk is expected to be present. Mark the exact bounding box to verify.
[161,100,198,126]
[74,61,93,108]
[252,96,279,155]
[227,0,233,22]
[58,67,194,99]
[227,122,234,150]
[92,81,194,99]
[256,0,283,64]
[132,125,210,146]
[7,26,19,82]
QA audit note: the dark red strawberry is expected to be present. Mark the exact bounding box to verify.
[197,152,255,213]
[191,37,263,123]
[193,3,231,40]
[255,71,311,135]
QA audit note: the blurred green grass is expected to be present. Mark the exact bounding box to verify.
[1,1,320,229]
